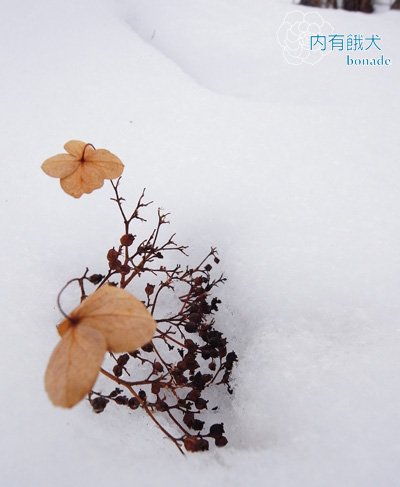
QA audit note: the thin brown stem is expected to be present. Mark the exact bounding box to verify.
[100,368,184,455]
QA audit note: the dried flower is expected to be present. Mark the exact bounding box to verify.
[45,285,156,408]
[41,140,124,198]
[43,142,237,453]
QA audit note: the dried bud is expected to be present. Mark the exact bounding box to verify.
[193,277,204,286]
[120,233,135,246]
[188,313,202,323]
[215,436,228,447]
[117,354,130,366]
[177,360,188,371]
[153,361,164,373]
[209,423,225,437]
[201,349,211,360]
[142,342,154,353]
[184,339,197,352]
[88,274,104,285]
[192,419,205,431]
[184,436,209,452]
[195,398,208,410]
[109,259,122,271]
[155,399,169,412]
[145,284,155,296]
[119,264,131,275]
[90,396,109,414]
[113,365,123,377]
[109,388,123,398]
[185,323,197,333]
[128,397,140,410]
[183,412,195,428]
[107,248,119,262]
[115,395,129,405]
[186,389,201,402]
[183,436,199,452]
[225,351,238,369]
[142,342,154,352]
[198,438,210,451]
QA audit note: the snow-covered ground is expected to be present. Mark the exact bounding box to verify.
[1,0,399,485]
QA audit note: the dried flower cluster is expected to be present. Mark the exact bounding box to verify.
[42,141,237,453]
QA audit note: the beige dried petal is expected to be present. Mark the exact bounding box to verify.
[57,319,71,337]
[64,140,95,161]
[41,154,80,178]
[60,165,104,198]
[45,325,106,408]
[71,285,157,353]
[85,149,124,180]
[64,140,92,158]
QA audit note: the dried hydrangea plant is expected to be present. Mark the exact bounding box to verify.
[42,141,238,453]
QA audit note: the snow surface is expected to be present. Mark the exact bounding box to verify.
[1,0,400,485]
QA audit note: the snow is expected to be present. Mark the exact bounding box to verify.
[1,0,399,485]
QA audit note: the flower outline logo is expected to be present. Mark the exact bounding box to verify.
[276,10,334,65]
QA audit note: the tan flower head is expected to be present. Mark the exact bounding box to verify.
[41,140,124,198]
[45,285,157,408]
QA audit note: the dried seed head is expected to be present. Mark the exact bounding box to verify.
[120,234,135,246]
[215,436,228,447]
[184,436,209,452]
[90,396,109,414]
[209,423,225,437]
